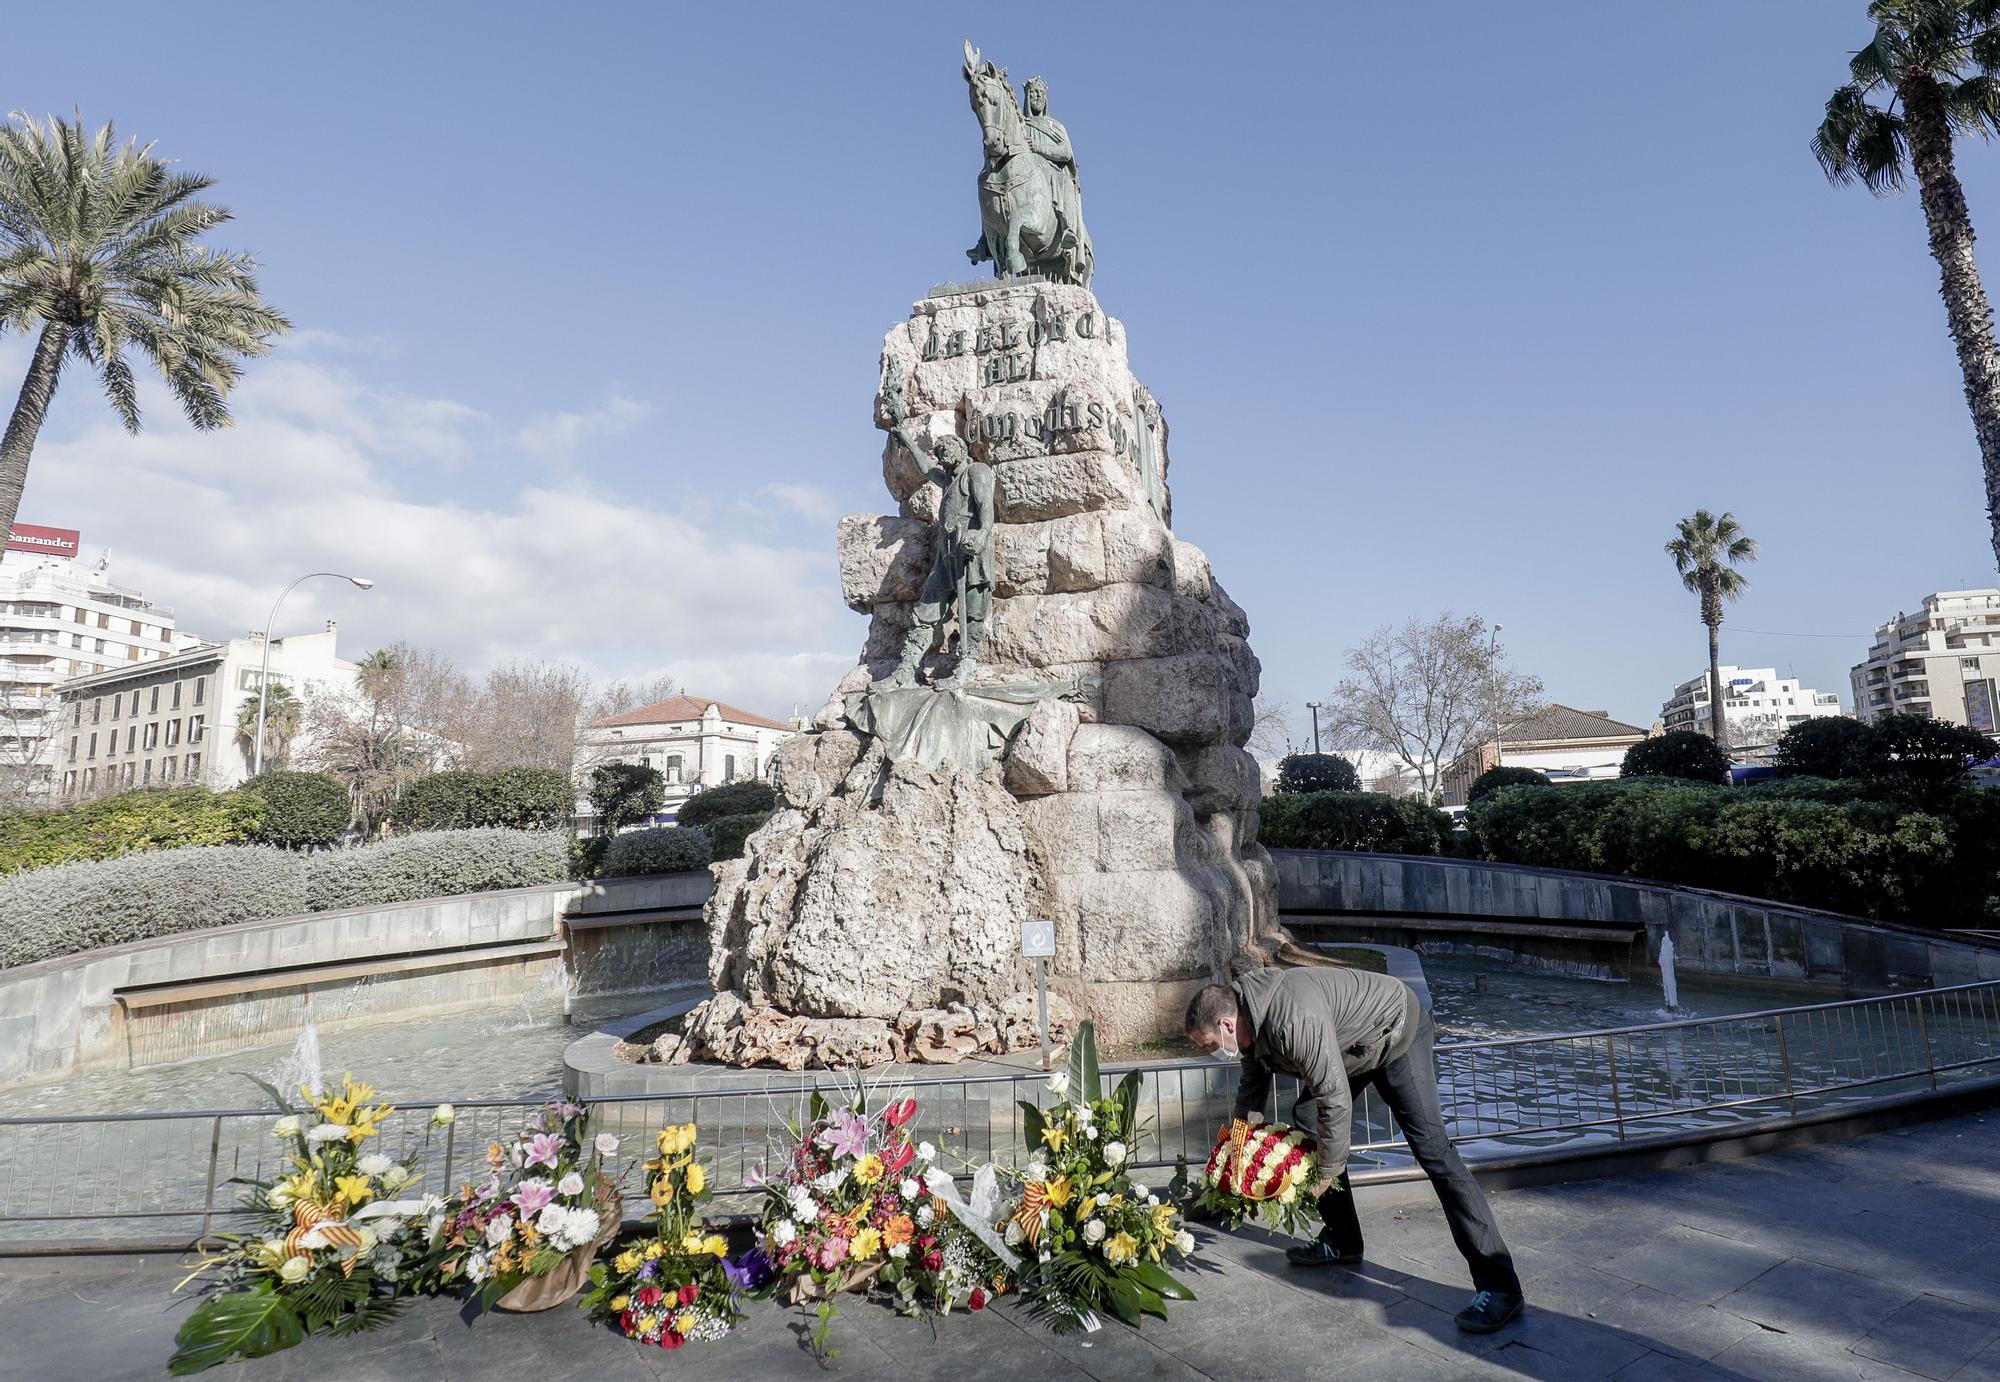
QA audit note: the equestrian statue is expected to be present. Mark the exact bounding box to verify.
[962,40,1095,288]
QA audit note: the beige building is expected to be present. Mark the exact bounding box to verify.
[1441,705,1651,807]
[1850,589,2000,732]
[575,694,798,830]
[54,624,358,798]
[0,538,177,797]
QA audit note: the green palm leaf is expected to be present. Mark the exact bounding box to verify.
[169,1286,305,1375]
[1066,1019,1100,1104]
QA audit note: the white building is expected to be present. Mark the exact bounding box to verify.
[1849,589,2000,733]
[0,529,177,797]
[1659,666,1843,745]
[54,623,359,798]
[575,694,798,830]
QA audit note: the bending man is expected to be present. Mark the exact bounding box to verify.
[1184,967,1524,1333]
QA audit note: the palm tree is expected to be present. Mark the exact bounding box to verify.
[0,114,289,551]
[1666,511,1758,751]
[237,684,301,772]
[1814,1,2000,571]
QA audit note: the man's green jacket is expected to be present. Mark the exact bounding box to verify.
[1229,965,1423,1177]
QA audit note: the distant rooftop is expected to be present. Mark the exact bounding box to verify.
[592,694,792,731]
[1503,704,1651,744]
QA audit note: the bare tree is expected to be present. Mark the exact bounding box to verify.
[1320,613,1544,804]
[299,644,465,832]
[1247,695,1294,759]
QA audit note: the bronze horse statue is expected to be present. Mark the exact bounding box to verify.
[963,41,1093,287]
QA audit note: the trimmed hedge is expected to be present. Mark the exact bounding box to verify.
[1468,778,2000,927]
[705,812,769,861]
[1275,753,1362,795]
[240,771,352,849]
[392,768,574,832]
[1256,791,1454,856]
[1621,731,1729,783]
[0,788,266,877]
[1468,765,1547,804]
[0,828,573,970]
[306,828,570,911]
[0,845,309,968]
[587,762,665,835]
[677,780,776,830]
[601,826,712,876]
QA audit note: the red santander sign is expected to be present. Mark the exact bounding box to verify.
[5,524,80,558]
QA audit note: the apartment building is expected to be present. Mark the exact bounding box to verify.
[1659,666,1843,744]
[1849,588,2000,732]
[0,528,177,796]
[54,624,358,798]
[575,695,798,830]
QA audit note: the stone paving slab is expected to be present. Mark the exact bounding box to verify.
[8,1109,2000,1379]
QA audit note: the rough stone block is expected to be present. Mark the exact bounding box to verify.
[993,451,1139,523]
[1170,538,1214,600]
[985,584,1176,666]
[1177,744,1261,815]
[1003,697,1077,797]
[1098,507,1173,587]
[1068,723,1187,791]
[1019,792,1101,874]
[1094,789,1186,872]
[1100,655,1230,746]
[838,513,933,611]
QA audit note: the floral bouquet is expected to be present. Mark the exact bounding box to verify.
[579,1122,754,1349]
[755,1091,1007,1358]
[1190,1113,1324,1237]
[421,1099,621,1311]
[1009,1022,1196,1333]
[170,1074,446,1375]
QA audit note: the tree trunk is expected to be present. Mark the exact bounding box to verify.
[1707,620,1728,751]
[1904,74,2000,573]
[0,323,72,553]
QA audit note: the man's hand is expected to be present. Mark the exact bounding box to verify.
[1306,1176,1336,1201]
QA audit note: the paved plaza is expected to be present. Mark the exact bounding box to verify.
[7,1111,2000,1380]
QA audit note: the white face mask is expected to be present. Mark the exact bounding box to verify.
[1212,1034,1240,1059]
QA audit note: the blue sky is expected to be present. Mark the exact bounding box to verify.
[5,1,1996,728]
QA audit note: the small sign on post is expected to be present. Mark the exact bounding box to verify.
[1020,919,1056,1069]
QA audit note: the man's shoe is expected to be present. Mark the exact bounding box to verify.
[1455,1290,1524,1333]
[1284,1237,1363,1269]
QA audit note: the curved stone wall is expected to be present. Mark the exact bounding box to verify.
[1273,849,2000,995]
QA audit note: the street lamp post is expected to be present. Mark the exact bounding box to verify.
[1305,701,1324,755]
[252,572,375,778]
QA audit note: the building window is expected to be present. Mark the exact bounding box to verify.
[62,770,75,795]
[192,676,205,706]
[82,767,95,792]
[189,714,205,744]
[142,760,152,784]
[724,754,737,782]
[165,719,180,748]
[91,698,101,724]
[122,762,135,787]
[130,619,141,637]
[665,755,683,784]
[149,686,160,713]
[127,646,140,661]
[96,612,108,629]
[71,703,80,727]
[171,682,182,710]
[162,756,177,782]
[142,723,158,750]
[66,736,77,763]
[186,753,200,779]
[86,732,97,759]
[125,726,135,753]
[110,695,120,721]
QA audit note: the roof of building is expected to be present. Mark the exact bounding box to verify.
[1502,703,1651,744]
[592,694,793,732]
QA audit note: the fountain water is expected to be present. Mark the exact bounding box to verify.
[273,1007,325,1099]
[1658,933,1681,1013]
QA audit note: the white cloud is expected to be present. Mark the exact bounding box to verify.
[12,349,859,718]
[516,395,651,465]
[757,482,842,525]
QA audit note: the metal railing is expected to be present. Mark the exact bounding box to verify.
[3,979,1998,1252]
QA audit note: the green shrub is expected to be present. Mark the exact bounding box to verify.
[1274,753,1361,795]
[1871,713,1999,786]
[0,787,266,876]
[704,812,769,861]
[1256,791,1453,855]
[0,845,308,968]
[393,768,574,832]
[1468,765,1547,804]
[239,771,352,849]
[1773,717,1879,780]
[677,780,777,830]
[1467,777,2000,926]
[305,827,570,911]
[570,835,610,880]
[601,826,712,876]
[1621,731,1730,783]
[587,762,665,835]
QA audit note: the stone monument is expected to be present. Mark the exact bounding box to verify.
[678,45,1283,1069]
